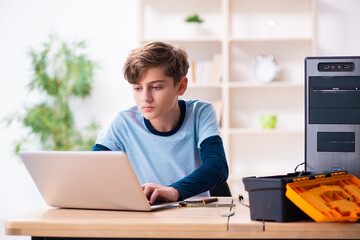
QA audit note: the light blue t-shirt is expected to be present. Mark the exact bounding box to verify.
[96,100,220,188]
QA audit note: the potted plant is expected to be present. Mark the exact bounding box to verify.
[185,14,204,24]
[5,34,99,154]
[184,14,204,36]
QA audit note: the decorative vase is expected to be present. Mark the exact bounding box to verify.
[186,22,202,36]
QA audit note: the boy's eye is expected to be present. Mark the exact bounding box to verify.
[133,86,142,91]
[152,86,161,90]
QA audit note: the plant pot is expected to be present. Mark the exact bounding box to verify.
[185,22,202,36]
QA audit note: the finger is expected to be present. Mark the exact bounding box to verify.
[149,189,160,204]
[142,183,155,194]
[143,185,154,200]
[141,183,150,190]
[142,183,159,190]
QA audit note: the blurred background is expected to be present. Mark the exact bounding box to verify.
[1,0,360,239]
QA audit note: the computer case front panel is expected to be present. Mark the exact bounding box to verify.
[305,57,360,177]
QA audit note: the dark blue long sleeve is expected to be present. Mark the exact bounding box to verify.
[169,135,229,200]
[92,144,111,151]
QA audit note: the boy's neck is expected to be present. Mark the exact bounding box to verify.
[149,101,181,132]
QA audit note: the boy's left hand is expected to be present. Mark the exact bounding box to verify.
[142,183,180,204]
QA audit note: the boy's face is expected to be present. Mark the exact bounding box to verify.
[132,67,187,123]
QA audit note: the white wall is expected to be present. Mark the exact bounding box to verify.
[1,0,360,239]
[316,0,360,55]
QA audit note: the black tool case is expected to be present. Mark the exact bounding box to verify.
[242,172,332,222]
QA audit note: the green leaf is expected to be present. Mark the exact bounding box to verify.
[7,34,100,154]
[185,14,204,23]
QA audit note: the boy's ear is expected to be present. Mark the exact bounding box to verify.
[177,77,188,96]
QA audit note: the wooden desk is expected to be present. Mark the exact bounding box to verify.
[5,197,360,239]
[228,198,360,239]
[5,197,262,239]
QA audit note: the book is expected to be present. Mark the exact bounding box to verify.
[188,54,222,84]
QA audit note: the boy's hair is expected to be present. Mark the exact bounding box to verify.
[123,41,189,85]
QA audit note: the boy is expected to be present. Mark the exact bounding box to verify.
[92,41,228,203]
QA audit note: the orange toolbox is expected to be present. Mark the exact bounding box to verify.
[286,172,360,222]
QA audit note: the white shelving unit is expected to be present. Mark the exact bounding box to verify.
[138,0,316,195]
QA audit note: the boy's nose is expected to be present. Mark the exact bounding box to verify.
[142,89,153,102]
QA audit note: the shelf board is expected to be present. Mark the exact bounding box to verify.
[187,82,222,88]
[228,128,304,135]
[228,81,304,88]
[230,37,313,43]
[140,37,222,44]
[141,37,312,44]
[140,36,312,43]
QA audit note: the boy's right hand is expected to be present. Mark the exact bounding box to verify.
[142,183,180,204]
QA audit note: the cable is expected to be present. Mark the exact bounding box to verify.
[238,194,250,208]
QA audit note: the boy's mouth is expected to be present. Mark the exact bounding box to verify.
[143,106,154,112]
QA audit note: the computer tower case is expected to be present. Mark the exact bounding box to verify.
[305,57,360,177]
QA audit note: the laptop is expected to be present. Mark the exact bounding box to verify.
[19,151,179,211]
